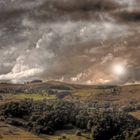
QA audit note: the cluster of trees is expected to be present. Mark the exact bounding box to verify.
[121,103,140,112]
[89,111,140,140]
[1,99,140,140]
[0,95,2,100]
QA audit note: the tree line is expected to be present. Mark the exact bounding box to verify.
[1,99,140,140]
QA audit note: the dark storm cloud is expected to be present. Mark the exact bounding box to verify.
[113,8,140,22]
[40,0,119,11]
[0,0,140,84]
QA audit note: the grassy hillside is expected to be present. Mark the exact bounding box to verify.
[0,122,44,140]
[0,122,87,140]
[0,82,140,107]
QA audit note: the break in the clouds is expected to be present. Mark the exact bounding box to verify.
[0,0,140,84]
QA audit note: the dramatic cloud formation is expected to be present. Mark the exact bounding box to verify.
[0,0,140,84]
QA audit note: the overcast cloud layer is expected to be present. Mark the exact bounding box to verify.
[0,0,140,84]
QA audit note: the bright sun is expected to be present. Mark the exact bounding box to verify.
[112,63,126,76]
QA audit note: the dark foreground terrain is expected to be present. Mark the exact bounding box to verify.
[0,81,140,140]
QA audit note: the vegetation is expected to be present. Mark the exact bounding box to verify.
[0,82,140,139]
[0,122,44,140]
[14,93,56,100]
[1,99,140,140]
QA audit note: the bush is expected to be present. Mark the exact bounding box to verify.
[3,99,32,118]
[76,130,82,136]
[130,128,140,140]
[0,95,3,100]
[90,111,140,140]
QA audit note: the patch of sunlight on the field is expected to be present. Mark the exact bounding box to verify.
[73,90,96,97]
[0,123,44,140]
[2,133,44,140]
[14,93,56,100]
[129,110,140,120]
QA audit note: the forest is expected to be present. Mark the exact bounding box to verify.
[0,98,140,140]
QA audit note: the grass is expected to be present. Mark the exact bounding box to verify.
[72,90,97,97]
[0,123,88,140]
[0,122,44,140]
[1,132,44,140]
[44,129,89,140]
[46,134,88,140]
[14,93,56,101]
[129,110,140,120]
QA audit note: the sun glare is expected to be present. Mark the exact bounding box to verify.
[112,63,126,76]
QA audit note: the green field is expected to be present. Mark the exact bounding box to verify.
[73,90,97,97]
[14,93,56,100]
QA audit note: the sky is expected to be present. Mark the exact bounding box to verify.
[0,0,140,84]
